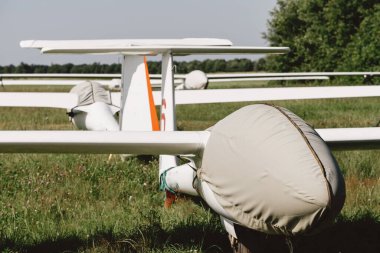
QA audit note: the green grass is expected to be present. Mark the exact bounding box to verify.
[0,84,379,252]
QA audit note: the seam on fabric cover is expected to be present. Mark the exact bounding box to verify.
[271,105,332,208]
[90,81,95,104]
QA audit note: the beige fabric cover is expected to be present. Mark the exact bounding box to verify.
[199,104,345,235]
[70,81,113,106]
[69,81,119,113]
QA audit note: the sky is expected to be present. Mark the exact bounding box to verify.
[0,0,278,65]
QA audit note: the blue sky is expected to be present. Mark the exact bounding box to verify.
[0,0,278,65]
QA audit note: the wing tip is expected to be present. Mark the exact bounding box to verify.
[20,40,34,48]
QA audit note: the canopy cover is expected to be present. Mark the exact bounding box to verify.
[70,81,119,113]
[199,104,345,235]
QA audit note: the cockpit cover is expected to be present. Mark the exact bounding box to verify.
[70,81,119,113]
[199,104,345,235]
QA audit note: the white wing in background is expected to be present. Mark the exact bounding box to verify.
[208,76,330,82]
[317,128,380,150]
[160,86,380,105]
[206,72,380,79]
[0,92,78,109]
[1,86,380,109]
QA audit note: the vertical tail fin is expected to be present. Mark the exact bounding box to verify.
[144,57,160,131]
[119,56,159,131]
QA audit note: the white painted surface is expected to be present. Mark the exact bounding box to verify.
[71,102,119,131]
[20,39,288,55]
[207,72,380,78]
[165,161,199,196]
[2,86,380,110]
[208,76,330,82]
[162,86,380,105]
[119,55,152,131]
[20,38,233,49]
[0,92,78,109]
[39,46,290,55]
[159,52,178,176]
[0,131,209,154]
[317,128,380,149]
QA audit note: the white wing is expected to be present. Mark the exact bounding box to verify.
[4,71,379,81]
[1,80,107,86]
[0,128,378,154]
[0,73,121,87]
[0,74,180,87]
[0,78,176,88]
[0,92,78,109]
[2,86,380,109]
[206,72,380,79]
[208,76,330,82]
[0,73,120,78]
[148,86,380,105]
[317,128,380,150]
[0,131,208,154]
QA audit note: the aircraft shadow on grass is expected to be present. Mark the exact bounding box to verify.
[1,212,378,253]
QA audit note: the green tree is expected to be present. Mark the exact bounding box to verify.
[226,59,253,72]
[60,63,73,73]
[33,65,48,73]
[213,59,227,72]
[265,0,379,72]
[15,62,32,73]
[340,5,380,71]
[48,64,63,73]
[3,65,16,73]
[147,61,161,74]
[255,58,267,71]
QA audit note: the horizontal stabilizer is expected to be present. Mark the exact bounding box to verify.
[20,38,233,48]
[40,46,290,56]
[20,39,289,55]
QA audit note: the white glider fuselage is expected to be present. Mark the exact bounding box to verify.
[71,102,119,131]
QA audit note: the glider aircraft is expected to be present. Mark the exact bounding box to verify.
[1,38,380,251]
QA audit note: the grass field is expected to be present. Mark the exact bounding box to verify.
[0,83,379,252]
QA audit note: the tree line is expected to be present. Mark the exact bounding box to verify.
[0,58,267,74]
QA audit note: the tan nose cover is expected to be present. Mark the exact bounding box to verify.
[199,104,345,235]
[70,81,112,106]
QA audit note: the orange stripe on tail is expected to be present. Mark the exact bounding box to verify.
[144,57,160,131]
